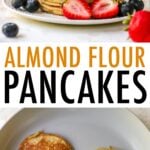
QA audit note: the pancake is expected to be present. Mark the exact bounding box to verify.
[39,0,66,6]
[38,0,67,15]
[19,131,73,150]
[40,3,63,15]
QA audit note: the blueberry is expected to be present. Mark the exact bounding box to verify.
[12,0,27,9]
[2,23,19,38]
[24,0,40,12]
[119,2,134,16]
[130,0,144,11]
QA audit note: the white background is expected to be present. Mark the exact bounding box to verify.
[0,42,150,108]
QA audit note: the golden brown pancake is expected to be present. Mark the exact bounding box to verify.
[19,131,73,150]
[40,3,63,15]
[38,0,67,15]
[40,0,66,6]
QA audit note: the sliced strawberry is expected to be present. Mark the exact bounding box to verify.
[92,0,119,19]
[63,0,91,20]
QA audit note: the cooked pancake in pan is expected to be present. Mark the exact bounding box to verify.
[19,131,73,150]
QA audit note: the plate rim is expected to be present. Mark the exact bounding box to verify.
[0,108,22,131]
[0,108,150,132]
[0,108,150,150]
[2,0,127,25]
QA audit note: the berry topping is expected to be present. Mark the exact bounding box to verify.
[24,0,40,12]
[129,0,144,11]
[119,1,134,16]
[119,0,144,16]
[63,0,91,19]
[12,0,40,13]
[91,0,119,19]
[12,0,26,9]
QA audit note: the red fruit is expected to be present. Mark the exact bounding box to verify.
[144,35,150,42]
[63,0,91,20]
[91,0,119,19]
[129,10,150,42]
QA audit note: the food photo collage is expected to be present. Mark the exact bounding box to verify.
[0,0,150,150]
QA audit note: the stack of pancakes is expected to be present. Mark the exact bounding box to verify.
[38,0,67,15]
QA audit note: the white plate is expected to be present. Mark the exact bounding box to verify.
[0,109,150,150]
[3,0,127,25]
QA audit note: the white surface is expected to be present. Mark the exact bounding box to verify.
[0,0,129,42]
[0,108,20,129]
[1,0,149,42]
[0,108,150,150]
[3,0,127,25]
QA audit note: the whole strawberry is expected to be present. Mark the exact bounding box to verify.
[128,10,150,42]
